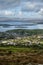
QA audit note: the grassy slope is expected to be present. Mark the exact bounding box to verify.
[0,46,43,65]
[0,29,43,65]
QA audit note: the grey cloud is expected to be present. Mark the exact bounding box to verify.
[20,0,43,2]
[0,0,43,19]
[0,0,43,10]
[21,2,43,12]
[24,0,43,2]
[21,0,43,13]
[0,0,20,9]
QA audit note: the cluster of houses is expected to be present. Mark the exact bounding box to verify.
[0,41,42,46]
[0,40,16,46]
[0,35,43,46]
[0,40,32,46]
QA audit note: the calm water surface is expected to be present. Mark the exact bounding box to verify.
[0,21,43,32]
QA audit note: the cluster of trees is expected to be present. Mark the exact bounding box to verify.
[0,42,43,49]
[0,29,43,40]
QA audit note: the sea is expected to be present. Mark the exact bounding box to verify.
[0,21,43,32]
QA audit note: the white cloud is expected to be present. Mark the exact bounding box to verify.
[22,2,43,12]
[4,10,14,16]
[14,11,23,18]
[25,2,35,9]
[38,8,43,15]
[0,10,14,16]
[18,11,23,17]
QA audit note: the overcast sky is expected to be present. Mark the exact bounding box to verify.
[0,0,43,19]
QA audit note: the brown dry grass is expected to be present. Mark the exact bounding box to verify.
[0,52,43,65]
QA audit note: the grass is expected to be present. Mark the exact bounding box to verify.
[0,46,32,52]
[0,45,43,53]
[0,46,43,65]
